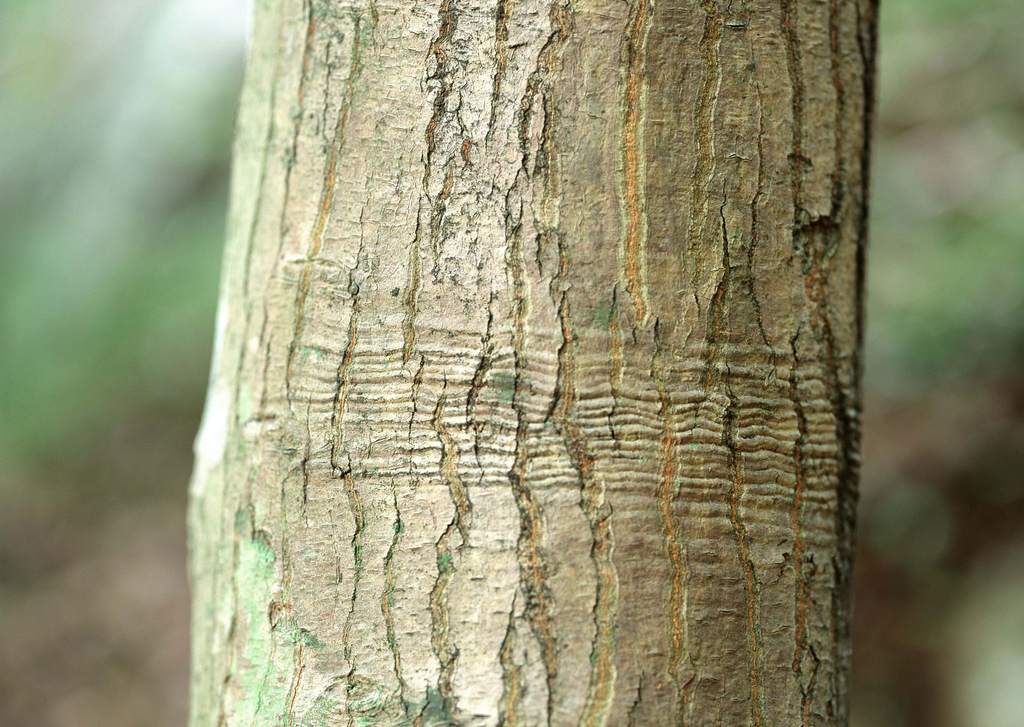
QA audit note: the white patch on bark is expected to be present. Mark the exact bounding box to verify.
[191,295,230,498]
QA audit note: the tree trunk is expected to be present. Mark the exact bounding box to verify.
[188,0,877,724]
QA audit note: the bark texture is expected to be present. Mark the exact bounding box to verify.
[188,1,877,724]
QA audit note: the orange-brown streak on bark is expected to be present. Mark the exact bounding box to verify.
[285,643,305,721]
[298,6,317,107]
[621,0,651,325]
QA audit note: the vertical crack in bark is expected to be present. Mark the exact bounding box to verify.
[747,80,778,378]
[233,47,279,403]
[402,214,423,365]
[329,247,364,473]
[430,386,472,719]
[467,293,496,422]
[515,1,570,182]
[529,82,564,275]
[323,209,365,717]
[796,235,852,723]
[607,286,625,444]
[409,355,427,452]
[827,0,848,253]
[796,216,858,724]
[405,0,468,362]
[652,320,689,721]
[788,328,814,724]
[620,0,653,325]
[247,1,313,417]
[429,166,457,279]
[230,2,290,459]
[341,468,366,681]
[381,483,408,714]
[499,173,532,721]
[722,387,767,727]
[547,238,619,727]
[684,0,723,314]
[791,6,866,718]
[286,9,372,396]
[780,0,806,226]
[300,402,313,526]
[499,4,573,719]
[236,0,303,343]
[855,0,879,357]
[498,593,522,726]
[486,0,511,144]
[707,199,767,726]
[786,6,852,721]
[625,673,644,726]
[503,208,556,721]
[580,501,619,727]
[821,314,859,721]
[468,290,497,483]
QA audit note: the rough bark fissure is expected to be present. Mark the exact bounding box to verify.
[652,320,688,720]
[709,197,768,727]
[620,0,653,325]
[430,384,474,720]
[287,6,370,398]
[780,0,806,222]
[189,0,878,724]
[548,235,620,727]
[684,0,723,321]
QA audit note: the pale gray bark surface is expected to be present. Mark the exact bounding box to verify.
[188,0,877,724]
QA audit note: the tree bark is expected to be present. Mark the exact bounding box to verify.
[188,0,877,724]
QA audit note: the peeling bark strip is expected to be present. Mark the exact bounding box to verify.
[189,1,877,725]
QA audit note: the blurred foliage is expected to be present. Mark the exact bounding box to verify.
[867,0,1024,393]
[0,0,1021,726]
[856,2,1024,726]
[0,1,245,724]
[0,1,240,477]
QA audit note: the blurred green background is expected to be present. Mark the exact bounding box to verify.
[0,1,1021,725]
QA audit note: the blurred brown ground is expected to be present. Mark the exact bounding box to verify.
[1,1,1021,725]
